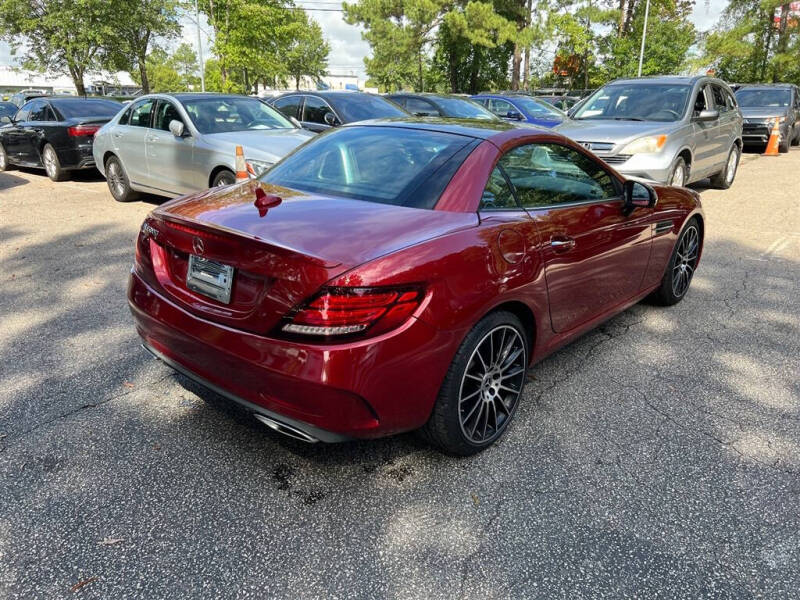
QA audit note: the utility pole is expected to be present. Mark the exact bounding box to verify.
[195,0,205,92]
[637,0,650,77]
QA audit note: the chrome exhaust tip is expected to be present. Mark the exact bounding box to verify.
[253,413,319,443]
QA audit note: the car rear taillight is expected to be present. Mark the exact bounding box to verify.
[67,124,101,137]
[281,287,424,339]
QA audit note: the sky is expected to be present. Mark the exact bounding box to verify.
[1,0,730,79]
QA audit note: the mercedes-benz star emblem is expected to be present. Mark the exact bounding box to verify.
[192,236,204,255]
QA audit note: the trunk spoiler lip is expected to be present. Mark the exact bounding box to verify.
[150,211,343,269]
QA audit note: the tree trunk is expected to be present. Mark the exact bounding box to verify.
[773,3,791,82]
[522,0,532,90]
[449,45,459,93]
[139,54,150,94]
[469,48,480,95]
[618,0,627,35]
[68,64,86,96]
[417,47,424,92]
[295,74,300,90]
[511,44,521,90]
[243,67,249,94]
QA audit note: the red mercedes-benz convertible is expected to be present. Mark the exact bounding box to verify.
[129,119,704,455]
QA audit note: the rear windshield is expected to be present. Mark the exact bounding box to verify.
[574,84,691,122]
[735,89,791,108]
[52,99,122,118]
[326,94,407,123]
[261,126,471,208]
[512,96,565,118]
[435,97,498,120]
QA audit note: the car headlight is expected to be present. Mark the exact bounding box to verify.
[765,116,786,126]
[246,159,273,176]
[619,135,668,154]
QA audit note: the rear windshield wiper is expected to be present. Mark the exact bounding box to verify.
[612,117,645,121]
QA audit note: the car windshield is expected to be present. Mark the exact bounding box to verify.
[261,126,470,208]
[735,89,791,108]
[52,99,121,118]
[0,103,16,118]
[434,97,497,120]
[511,96,565,118]
[326,94,407,122]
[181,97,294,133]
[573,83,691,122]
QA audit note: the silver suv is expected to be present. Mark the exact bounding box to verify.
[556,76,743,188]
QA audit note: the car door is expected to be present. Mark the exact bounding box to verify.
[709,84,736,167]
[146,99,195,195]
[498,142,652,333]
[301,95,338,132]
[25,100,59,165]
[5,101,39,163]
[114,98,155,187]
[689,84,718,178]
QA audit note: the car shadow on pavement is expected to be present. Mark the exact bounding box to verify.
[0,172,30,191]
[0,215,798,597]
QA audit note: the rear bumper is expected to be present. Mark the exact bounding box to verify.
[128,271,458,440]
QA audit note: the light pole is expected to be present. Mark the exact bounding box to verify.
[195,0,205,92]
[637,0,650,78]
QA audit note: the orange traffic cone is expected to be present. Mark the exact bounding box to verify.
[764,120,781,156]
[234,145,250,182]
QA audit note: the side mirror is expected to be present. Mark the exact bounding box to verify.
[169,119,186,137]
[323,111,339,126]
[0,116,11,124]
[289,116,302,129]
[694,109,719,122]
[506,110,523,121]
[623,180,657,215]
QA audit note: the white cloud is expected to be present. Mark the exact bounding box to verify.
[690,0,729,32]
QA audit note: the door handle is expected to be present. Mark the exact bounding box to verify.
[113,132,122,138]
[550,236,575,252]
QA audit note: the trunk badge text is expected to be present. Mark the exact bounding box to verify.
[192,236,205,255]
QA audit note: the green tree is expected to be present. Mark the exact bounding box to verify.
[104,0,181,94]
[284,15,329,89]
[0,0,116,95]
[129,48,184,92]
[172,42,201,90]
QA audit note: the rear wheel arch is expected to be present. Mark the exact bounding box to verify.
[481,300,536,360]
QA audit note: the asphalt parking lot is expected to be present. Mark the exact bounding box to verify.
[1,149,798,599]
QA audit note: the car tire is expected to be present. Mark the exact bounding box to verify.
[779,133,790,153]
[212,169,236,187]
[42,143,68,181]
[709,145,740,190]
[420,310,528,456]
[0,143,11,172]
[668,157,687,187]
[791,125,800,147]
[649,218,701,306]
[105,155,139,202]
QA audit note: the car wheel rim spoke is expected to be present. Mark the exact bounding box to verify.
[672,225,699,298]
[458,325,526,444]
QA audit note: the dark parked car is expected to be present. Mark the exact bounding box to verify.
[470,94,566,128]
[0,102,17,120]
[536,95,579,112]
[8,90,48,107]
[130,119,704,455]
[735,84,800,153]
[0,96,122,181]
[268,91,408,132]
[386,93,498,120]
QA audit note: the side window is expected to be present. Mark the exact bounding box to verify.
[128,99,155,128]
[498,143,618,208]
[28,100,48,121]
[274,95,301,119]
[14,104,31,122]
[488,99,514,117]
[390,97,407,109]
[118,105,131,125]
[154,100,182,131]
[480,167,517,210]
[725,90,737,111]
[302,96,333,124]
[711,86,728,112]
[405,98,439,116]
[693,86,709,115]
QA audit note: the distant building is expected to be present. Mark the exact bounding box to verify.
[0,66,141,96]
[257,73,364,95]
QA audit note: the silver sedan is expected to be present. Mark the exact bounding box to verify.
[93,93,315,201]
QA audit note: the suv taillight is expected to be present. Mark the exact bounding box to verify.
[281,287,424,339]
